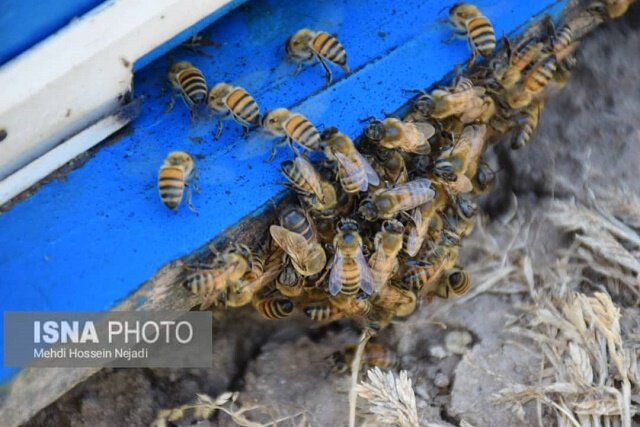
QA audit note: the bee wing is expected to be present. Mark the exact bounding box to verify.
[410,122,436,150]
[329,249,345,296]
[294,156,325,202]
[370,247,389,292]
[269,225,310,262]
[296,241,326,276]
[353,150,380,187]
[334,152,369,192]
[356,247,374,295]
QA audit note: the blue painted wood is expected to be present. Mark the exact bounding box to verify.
[0,0,564,381]
[0,0,106,66]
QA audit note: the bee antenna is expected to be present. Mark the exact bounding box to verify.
[358,116,378,124]
[438,4,452,14]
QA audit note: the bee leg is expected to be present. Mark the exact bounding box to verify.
[191,170,201,193]
[315,54,333,86]
[293,63,304,76]
[466,49,478,68]
[213,118,223,141]
[185,184,199,215]
[241,125,250,139]
[266,137,288,163]
[190,106,199,123]
[164,96,175,114]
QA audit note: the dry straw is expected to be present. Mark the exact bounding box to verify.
[356,367,419,427]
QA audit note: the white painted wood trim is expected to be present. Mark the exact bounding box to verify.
[0,0,232,202]
[0,113,129,206]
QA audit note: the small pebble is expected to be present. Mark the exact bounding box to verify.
[444,330,473,355]
[434,372,449,388]
[429,345,448,359]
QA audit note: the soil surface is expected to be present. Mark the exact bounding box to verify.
[25,4,640,427]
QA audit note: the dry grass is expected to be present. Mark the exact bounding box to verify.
[152,391,309,427]
[548,192,640,303]
[356,368,419,427]
[491,187,640,427]
[494,291,639,427]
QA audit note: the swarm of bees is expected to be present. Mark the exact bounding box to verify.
[162,2,633,365]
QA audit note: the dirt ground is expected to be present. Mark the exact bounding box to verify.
[25,4,640,427]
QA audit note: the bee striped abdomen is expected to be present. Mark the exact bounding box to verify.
[446,269,471,296]
[339,258,363,296]
[553,25,573,54]
[158,166,185,209]
[403,266,428,291]
[513,39,543,70]
[512,101,541,150]
[285,115,321,150]
[312,32,347,68]
[340,165,367,194]
[182,271,216,294]
[303,302,339,321]
[256,298,294,319]
[284,212,314,241]
[466,16,496,57]
[225,88,260,126]
[281,162,314,196]
[178,68,207,105]
[524,55,557,94]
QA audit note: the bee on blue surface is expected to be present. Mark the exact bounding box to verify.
[158,151,199,213]
[168,61,208,120]
[286,28,350,85]
[207,83,261,139]
[448,3,496,65]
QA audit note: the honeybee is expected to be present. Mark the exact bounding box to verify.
[549,23,574,59]
[225,247,280,308]
[371,283,417,317]
[439,124,487,178]
[302,300,343,322]
[168,61,208,119]
[359,178,435,221]
[286,29,349,84]
[426,78,487,122]
[253,296,295,319]
[448,3,496,65]
[506,53,557,109]
[183,244,251,308]
[364,118,434,155]
[275,260,305,298]
[207,83,261,139]
[472,161,497,194]
[492,36,544,89]
[279,205,316,240]
[281,155,326,203]
[270,208,326,277]
[429,267,471,300]
[302,181,339,219]
[330,294,373,318]
[588,0,635,19]
[369,219,404,292]
[442,203,476,239]
[329,219,374,296]
[403,182,449,256]
[321,127,380,193]
[402,236,459,293]
[372,150,409,186]
[511,99,543,150]
[263,108,322,160]
[552,56,577,89]
[158,151,199,213]
[330,342,400,374]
